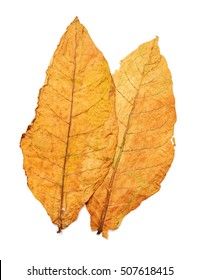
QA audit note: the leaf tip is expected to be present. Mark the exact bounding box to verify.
[153,36,159,46]
[74,16,80,22]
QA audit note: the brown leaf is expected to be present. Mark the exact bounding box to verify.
[86,37,176,238]
[20,17,118,232]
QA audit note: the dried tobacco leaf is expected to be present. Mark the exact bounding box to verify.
[20,17,118,232]
[86,38,176,238]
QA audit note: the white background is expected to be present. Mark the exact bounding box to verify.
[0,0,198,279]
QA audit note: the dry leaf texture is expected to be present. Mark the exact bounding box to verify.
[86,38,176,238]
[20,17,118,232]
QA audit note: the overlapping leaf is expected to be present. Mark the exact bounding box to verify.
[20,17,118,232]
[86,38,176,237]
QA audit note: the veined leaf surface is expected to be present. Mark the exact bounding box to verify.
[86,38,176,238]
[20,17,118,232]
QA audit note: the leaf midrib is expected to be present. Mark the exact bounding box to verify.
[97,40,157,235]
[57,26,78,233]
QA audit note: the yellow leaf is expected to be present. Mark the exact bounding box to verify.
[86,38,176,238]
[20,17,118,232]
